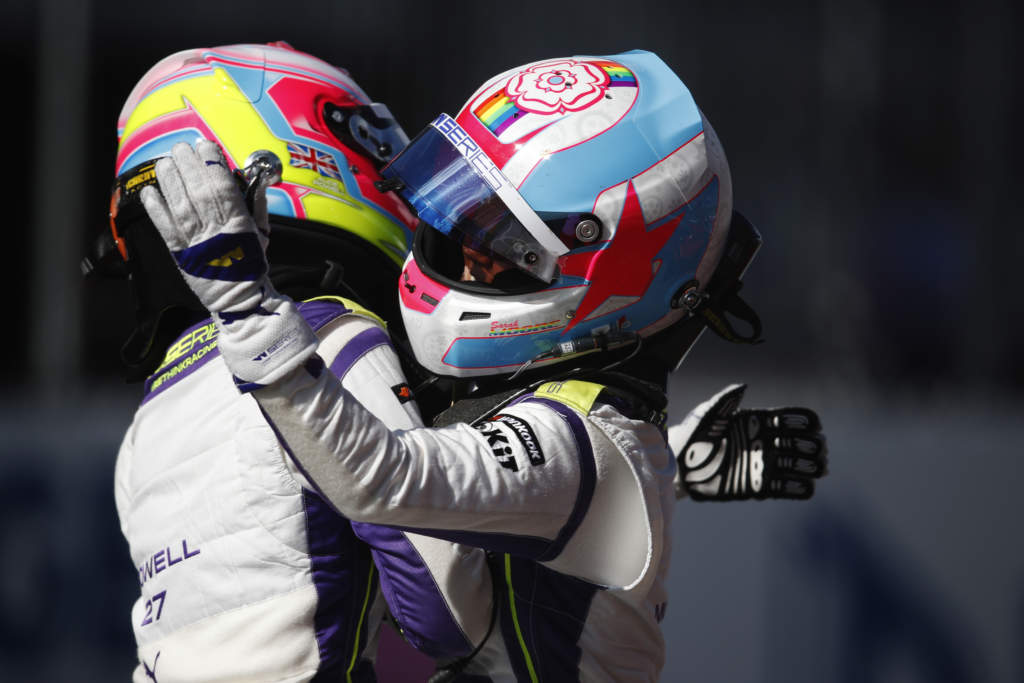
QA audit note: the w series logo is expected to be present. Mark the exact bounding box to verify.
[431,113,506,191]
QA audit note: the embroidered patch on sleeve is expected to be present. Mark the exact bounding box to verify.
[474,422,519,471]
[391,383,415,404]
[492,414,546,466]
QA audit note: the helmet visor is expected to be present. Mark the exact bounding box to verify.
[380,113,567,282]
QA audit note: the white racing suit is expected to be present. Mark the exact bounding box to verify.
[247,350,678,681]
[114,297,485,682]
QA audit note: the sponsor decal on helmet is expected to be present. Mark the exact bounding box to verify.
[124,164,157,192]
[433,113,506,191]
[287,142,342,179]
[310,175,344,195]
[488,319,563,337]
[472,58,637,137]
[508,60,611,115]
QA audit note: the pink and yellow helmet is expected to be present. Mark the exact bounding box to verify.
[114,41,415,265]
[105,42,416,379]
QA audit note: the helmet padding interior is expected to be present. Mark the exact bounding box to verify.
[267,216,404,326]
[413,223,547,296]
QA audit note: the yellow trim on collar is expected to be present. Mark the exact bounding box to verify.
[533,380,604,416]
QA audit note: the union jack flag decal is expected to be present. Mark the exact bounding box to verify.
[287,142,341,180]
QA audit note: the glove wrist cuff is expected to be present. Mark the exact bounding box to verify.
[213,294,319,385]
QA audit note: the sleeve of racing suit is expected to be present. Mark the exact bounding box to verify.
[314,314,490,658]
[254,358,593,565]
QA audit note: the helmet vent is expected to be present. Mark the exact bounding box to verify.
[459,311,491,321]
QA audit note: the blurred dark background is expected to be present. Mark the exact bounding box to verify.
[1,0,1020,680]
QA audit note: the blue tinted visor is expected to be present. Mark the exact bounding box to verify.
[380,114,567,282]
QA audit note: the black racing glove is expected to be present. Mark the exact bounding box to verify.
[672,384,827,501]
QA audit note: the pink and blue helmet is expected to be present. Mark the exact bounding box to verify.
[382,50,735,378]
[115,41,416,267]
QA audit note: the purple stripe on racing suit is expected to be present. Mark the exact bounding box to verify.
[329,327,392,381]
[303,490,378,681]
[526,399,596,562]
[297,299,354,330]
[305,300,477,663]
[351,522,474,659]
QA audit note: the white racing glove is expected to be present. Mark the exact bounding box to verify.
[671,384,827,501]
[141,140,317,385]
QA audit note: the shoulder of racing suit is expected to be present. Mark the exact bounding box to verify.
[139,296,378,406]
[427,373,671,591]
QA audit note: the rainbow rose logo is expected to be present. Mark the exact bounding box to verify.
[505,60,610,115]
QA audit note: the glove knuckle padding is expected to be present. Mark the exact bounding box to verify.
[709,384,746,417]
[769,407,821,433]
[789,434,820,455]
[749,438,764,493]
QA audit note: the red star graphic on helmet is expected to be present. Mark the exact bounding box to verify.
[561,180,680,332]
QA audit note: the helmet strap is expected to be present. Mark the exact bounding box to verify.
[699,281,764,345]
